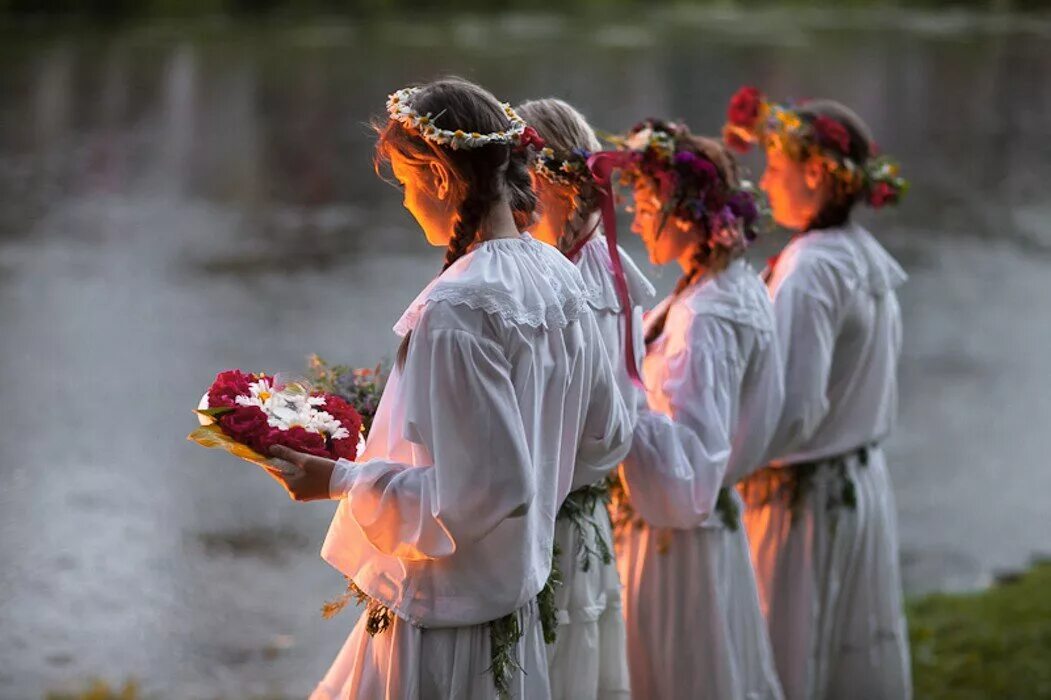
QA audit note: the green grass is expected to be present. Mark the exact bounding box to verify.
[908,562,1051,699]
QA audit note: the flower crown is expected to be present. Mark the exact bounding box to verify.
[722,86,909,209]
[613,119,768,253]
[386,86,543,152]
[533,146,593,187]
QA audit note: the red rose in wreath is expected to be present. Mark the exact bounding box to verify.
[727,86,763,128]
[813,116,851,156]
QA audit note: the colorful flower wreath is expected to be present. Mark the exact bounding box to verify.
[387,86,543,152]
[613,119,768,254]
[722,86,908,209]
[533,145,593,187]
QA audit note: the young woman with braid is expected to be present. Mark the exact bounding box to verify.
[610,120,785,699]
[264,78,633,699]
[516,98,655,700]
[725,88,911,700]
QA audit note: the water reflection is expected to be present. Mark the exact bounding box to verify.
[1,10,1049,697]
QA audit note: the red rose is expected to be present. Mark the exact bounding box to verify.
[276,426,330,458]
[813,116,851,155]
[208,370,256,408]
[218,405,271,450]
[321,394,363,438]
[331,437,358,461]
[518,126,546,152]
[868,181,897,208]
[318,393,363,461]
[727,86,762,128]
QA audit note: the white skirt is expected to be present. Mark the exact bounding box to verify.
[739,447,912,700]
[311,599,550,700]
[547,497,631,699]
[615,491,784,700]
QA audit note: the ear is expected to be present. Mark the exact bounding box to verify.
[429,161,451,200]
[803,158,826,191]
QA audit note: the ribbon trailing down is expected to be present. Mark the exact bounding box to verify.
[586,150,644,390]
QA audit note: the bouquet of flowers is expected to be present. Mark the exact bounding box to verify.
[188,370,364,471]
[307,355,387,436]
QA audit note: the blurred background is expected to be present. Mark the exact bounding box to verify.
[1,1,1050,698]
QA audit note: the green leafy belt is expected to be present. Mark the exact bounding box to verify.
[323,562,555,698]
[740,446,871,524]
[557,481,615,572]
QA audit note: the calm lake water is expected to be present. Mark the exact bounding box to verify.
[1,8,1050,698]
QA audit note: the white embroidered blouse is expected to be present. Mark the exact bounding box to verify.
[322,233,633,627]
[764,223,907,465]
[571,233,656,490]
[621,258,785,529]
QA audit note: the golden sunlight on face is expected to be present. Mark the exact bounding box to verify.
[389,152,455,247]
[530,177,571,249]
[630,182,694,265]
[760,147,819,232]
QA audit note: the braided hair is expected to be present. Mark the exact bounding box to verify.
[375,78,539,366]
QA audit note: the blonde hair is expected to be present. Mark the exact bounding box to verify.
[516,98,603,254]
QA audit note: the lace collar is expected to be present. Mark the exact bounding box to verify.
[393,233,597,337]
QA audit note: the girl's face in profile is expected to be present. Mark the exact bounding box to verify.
[389,151,458,247]
[760,146,829,232]
[631,181,696,266]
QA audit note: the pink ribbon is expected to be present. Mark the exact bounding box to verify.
[586,151,644,389]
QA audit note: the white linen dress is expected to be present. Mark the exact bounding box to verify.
[310,233,633,699]
[739,223,912,700]
[546,233,655,700]
[614,258,786,700]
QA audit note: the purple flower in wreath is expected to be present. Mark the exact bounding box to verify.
[673,151,719,183]
[727,190,758,226]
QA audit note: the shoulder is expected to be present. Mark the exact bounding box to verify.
[772,224,906,303]
[393,234,593,340]
[681,259,774,336]
[576,234,657,313]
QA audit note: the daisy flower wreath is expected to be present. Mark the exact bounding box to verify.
[386,86,536,151]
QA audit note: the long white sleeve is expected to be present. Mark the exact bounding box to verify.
[621,314,735,529]
[571,312,635,491]
[724,326,785,483]
[333,308,534,562]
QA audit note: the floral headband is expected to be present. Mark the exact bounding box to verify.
[386,86,544,152]
[533,146,593,187]
[612,119,768,254]
[722,86,908,209]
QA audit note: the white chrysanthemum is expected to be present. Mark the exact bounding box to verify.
[235,379,276,410]
[230,380,353,443]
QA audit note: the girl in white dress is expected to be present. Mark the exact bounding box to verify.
[724,89,912,700]
[516,97,656,700]
[266,78,633,700]
[610,120,785,700]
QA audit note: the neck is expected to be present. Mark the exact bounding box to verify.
[676,242,705,280]
[477,193,520,241]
